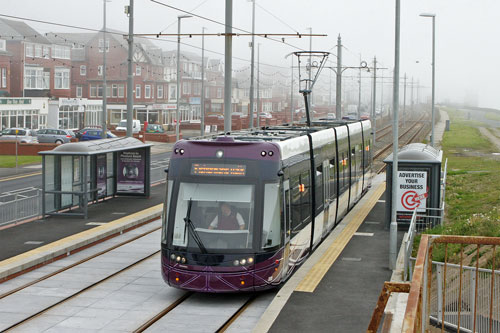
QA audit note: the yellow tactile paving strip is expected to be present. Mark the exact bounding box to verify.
[295,183,386,293]
[0,204,163,280]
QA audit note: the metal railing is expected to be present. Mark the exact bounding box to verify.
[0,187,42,226]
[403,235,500,333]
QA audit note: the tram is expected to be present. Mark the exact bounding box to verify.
[161,120,372,292]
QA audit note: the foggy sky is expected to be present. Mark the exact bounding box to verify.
[1,0,499,109]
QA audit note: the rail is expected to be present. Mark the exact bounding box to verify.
[0,188,42,226]
[403,235,500,332]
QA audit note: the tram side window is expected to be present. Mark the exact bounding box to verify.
[315,164,323,212]
[300,171,311,223]
[329,158,336,199]
[290,174,301,231]
[351,147,356,181]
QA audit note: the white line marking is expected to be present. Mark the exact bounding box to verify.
[365,221,380,225]
[377,200,386,203]
[354,232,374,237]
[86,222,107,226]
[341,257,362,262]
[111,212,127,215]
[24,241,44,245]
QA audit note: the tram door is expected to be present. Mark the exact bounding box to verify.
[322,160,330,237]
[282,180,292,278]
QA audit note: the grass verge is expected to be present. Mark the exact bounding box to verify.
[0,155,42,168]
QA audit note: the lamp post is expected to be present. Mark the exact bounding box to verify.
[101,0,111,139]
[420,13,436,146]
[176,15,192,141]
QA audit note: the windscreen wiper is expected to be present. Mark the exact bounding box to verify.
[184,199,208,254]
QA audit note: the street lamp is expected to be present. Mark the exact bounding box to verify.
[420,12,436,147]
[176,14,192,141]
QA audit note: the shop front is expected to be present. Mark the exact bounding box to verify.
[0,97,49,130]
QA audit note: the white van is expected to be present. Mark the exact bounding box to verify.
[116,119,141,133]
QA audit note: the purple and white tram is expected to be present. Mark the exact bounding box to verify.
[161,120,372,292]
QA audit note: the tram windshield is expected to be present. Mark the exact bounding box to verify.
[172,182,255,251]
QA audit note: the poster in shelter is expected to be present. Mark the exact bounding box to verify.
[96,154,107,198]
[117,149,145,194]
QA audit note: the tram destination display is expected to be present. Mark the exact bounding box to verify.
[191,163,246,177]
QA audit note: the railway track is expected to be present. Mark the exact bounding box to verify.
[373,115,429,173]
[0,219,269,332]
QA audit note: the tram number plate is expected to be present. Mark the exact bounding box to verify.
[191,163,246,177]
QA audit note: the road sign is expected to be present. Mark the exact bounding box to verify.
[396,171,428,212]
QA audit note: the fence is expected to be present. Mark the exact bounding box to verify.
[0,187,42,226]
[403,235,500,332]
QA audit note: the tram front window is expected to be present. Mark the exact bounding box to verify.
[172,182,255,251]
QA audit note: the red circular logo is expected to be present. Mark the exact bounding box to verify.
[401,190,420,210]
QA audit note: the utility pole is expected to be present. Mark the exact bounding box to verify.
[200,27,206,136]
[256,43,260,128]
[380,73,384,117]
[329,67,332,115]
[290,55,294,123]
[248,0,256,129]
[308,27,313,113]
[372,56,377,142]
[403,73,407,127]
[390,0,401,270]
[126,0,134,137]
[335,35,342,120]
[357,55,362,119]
[223,0,233,133]
[410,76,414,119]
[101,0,108,138]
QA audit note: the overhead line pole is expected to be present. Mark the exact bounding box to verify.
[201,27,205,136]
[290,55,294,123]
[126,0,134,137]
[223,0,233,133]
[248,0,256,129]
[101,0,108,139]
[372,56,377,143]
[390,0,401,270]
[335,35,342,120]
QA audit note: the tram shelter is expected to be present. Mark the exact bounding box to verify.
[384,143,444,228]
[39,137,152,218]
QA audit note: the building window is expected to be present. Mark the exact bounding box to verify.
[80,65,86,76]
[90,85,97,97]
[35,44,42,58]
[106,85,111,98]
[43,72,50,89]
[98,38,109,53]
[145,85,151,99]
[76,86,83,98]
[135,65,141,76]
[98,65,103,76]
[193,82,201,95]
[0,40,5,52]
[42,46,50,59]
[135,84,141,98]
[52,45,70,59]
[169,85,177,101]
[205,87,210,98]
[24,67,44,89]
[217,88,222,99]
[182,82,190,94]
[112,84,118,97]
[158,85,163,99]
[25,43,34,57]
[97,85,103,97]
[118,84,125,98]
[1,68,6,88]
[54,68,70,89]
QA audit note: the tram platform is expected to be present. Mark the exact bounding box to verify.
[256,174,405,332]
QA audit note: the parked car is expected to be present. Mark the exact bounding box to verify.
[36,128,75,144]
[0,128,38,143]
[75,127,100,140]
[146,124,165,133]
[79,129,117,141]
[115,119,141,133]
[259,112,272,119]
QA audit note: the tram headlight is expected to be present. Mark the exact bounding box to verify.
[248,257,254,264]
[179,149,185,155]
[233,260,240,266]
[268,151,274,156]
[174,148,179,154]
[170,254,176,261]
[181,257,186,264]
[261,151,267,157]
[216,150,224,158]
[240,259,247,265]
[176,256,181,262]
